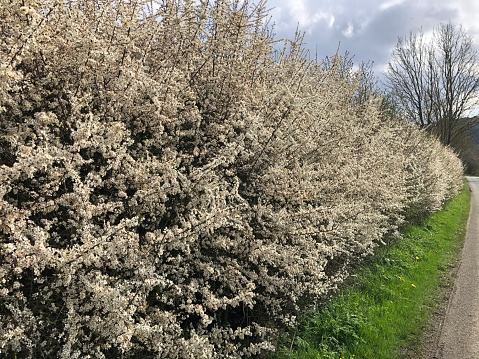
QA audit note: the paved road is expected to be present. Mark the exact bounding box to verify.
[434,176,479,358]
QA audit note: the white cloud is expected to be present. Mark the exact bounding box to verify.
[269,0,335,29]
[265,0,479,78]
[380,0,406,11]
[288,0,309,25]
[342,23,354,38]
[312,12,335,28]
[455,0,479,42]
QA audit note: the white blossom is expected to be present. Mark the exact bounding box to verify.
[0,0,463,358]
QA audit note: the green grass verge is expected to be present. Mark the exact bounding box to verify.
[272,182,471,359]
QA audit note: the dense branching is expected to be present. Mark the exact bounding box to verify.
[0,1,463,358]
[385,23,479,146]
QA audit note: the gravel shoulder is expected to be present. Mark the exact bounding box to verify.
[431,176,479,358]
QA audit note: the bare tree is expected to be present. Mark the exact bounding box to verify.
[385,23,479,145]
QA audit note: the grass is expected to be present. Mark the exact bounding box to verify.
[272,182,471,359]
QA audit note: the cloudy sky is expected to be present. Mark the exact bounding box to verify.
[264,0,479,81]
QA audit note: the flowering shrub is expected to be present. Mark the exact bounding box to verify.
[0,0,463,358]
[400,125,464,221]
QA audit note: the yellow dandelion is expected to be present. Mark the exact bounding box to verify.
[411,283,416,288]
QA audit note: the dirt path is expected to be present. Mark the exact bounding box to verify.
[433,176,479,358]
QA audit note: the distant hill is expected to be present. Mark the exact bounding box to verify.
[470,123,479,145]
[459,116,479,145]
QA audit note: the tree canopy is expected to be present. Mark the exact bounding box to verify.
[385,22,479,146]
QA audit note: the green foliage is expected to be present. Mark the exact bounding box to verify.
[273,183,470,359]
[0,0,464,357]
